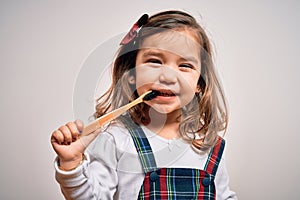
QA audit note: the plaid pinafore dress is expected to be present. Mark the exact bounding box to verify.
[119,116,225,200]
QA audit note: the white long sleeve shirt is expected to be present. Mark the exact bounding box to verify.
[55,123,237,200]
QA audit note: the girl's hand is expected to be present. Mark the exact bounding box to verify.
[50,120,99,171]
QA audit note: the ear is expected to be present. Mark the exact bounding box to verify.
[195,85,201,94]
[128,75,136,85]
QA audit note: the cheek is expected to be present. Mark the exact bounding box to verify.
[190,72,200,90]
[180,89,196,106]
[178,75,200,104]
[135,66,160,86]
[180,72,200,92]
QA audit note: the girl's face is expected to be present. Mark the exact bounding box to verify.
[134,29,201,115]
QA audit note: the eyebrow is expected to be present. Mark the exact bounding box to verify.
[180,56,199,66]
[142,50,200,66]
[142,50,164,59]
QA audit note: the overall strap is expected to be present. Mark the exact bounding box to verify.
[204,136,225,176]
[118,115,158,173]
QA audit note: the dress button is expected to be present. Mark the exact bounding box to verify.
[149,171,159,182]
[202,177,211,186]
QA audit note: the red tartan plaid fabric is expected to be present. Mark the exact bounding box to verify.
[137,137,225,200]
[204,137,225,176]
[118,115,225,200]
[139,168,216,200]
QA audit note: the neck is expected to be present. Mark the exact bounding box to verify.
[146,108,181,139]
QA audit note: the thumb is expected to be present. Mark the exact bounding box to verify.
[79,128,102,149]
[74,119,84,133]
[76,119,101,149]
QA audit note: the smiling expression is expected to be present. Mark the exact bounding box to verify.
[134,29,201,115]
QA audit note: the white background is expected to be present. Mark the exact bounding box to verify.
[1,0,299,199]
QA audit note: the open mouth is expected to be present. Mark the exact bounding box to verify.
[153,89,176,97]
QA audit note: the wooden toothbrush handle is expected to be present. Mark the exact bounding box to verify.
[80,98,143,137]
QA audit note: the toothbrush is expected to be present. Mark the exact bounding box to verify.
[80,90,158,137]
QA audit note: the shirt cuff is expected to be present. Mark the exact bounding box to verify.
[54,154,90,187]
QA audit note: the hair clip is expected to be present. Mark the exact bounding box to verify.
[120,14,149,45]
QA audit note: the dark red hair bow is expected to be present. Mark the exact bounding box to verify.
[120,14,149,45]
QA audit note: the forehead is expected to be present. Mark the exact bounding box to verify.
[139,29,201,60]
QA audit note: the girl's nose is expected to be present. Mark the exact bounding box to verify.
[159,66,177,84]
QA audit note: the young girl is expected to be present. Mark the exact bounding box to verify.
[51,10,237,199]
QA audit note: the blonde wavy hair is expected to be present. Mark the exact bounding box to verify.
[95,10,228,151]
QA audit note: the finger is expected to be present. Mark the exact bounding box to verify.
[51,130,64,145]
[58,125,72,145]
[66,122,79,142]
[74,119,84,133]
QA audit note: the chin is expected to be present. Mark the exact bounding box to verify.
[150,104,181,115]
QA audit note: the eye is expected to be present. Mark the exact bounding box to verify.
[179,63,195,71]
[146,59,162,65]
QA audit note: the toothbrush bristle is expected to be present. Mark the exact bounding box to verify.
[143,91,159,101]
